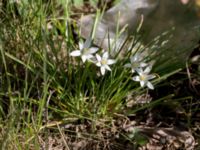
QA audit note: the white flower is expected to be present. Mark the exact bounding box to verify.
[124,54,147,73]
[132,66,156,90]
[95,52,116,75]
[70,41,99,63]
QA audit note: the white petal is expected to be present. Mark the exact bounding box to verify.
[147,82,154,90]
[84,38,92,49]
[131,55,138,62]
[124,63,131,68]
[107,59,116,65]
[85,54,94,59]
[79,42,84,50]
[132,76,140,81]
[105,65,111,71]
[103,52,109,59]
[136,68,143,75]
[140,62,147,67]
[131,69,136,73]
[144,66,152,73]
[140,81,145,87]
[96,62,101,67]
[70,50,81,56]
[100,67,106,75]
[81,55,87,63]
[89,47,99,54]
[147,74,156,80]
[96,54,102,62]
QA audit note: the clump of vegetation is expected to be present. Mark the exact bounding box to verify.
[0,0,199,149]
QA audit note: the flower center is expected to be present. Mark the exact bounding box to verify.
[139,74,147,81]
[82,48,89,54]
[101,59,107,65]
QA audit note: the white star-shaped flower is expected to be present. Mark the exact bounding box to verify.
[95,52,116,75]
[70,41,99,63]
[124,54,147,73]
[132,66,156,90]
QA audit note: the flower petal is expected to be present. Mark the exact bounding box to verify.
[85,54,94,59]
[131,55,138,62]
[131,68,136,73]
[105,65,111,71]
[70,50,81,56]
[140,62,147,67]
[81,55,87,63]
[147,74,156,80]
[132,76,140,81]
[96,62,101,67]
[96,54,102,62]
[144,66,152,73]
[100,67,106,75]
[135,68,143,75]
[147,82,154,90]
[89,47,99,54]
[124,63,131,68]
[107,59,116,65]
[84,37,93,48]
[140,81,145,87]
[79,42,84,50]
[103,52,109,59]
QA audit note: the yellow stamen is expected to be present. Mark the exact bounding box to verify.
[139,75,146,81]
[101,59,107,65]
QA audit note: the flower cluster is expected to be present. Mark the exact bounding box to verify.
[70,41,98,63]
[70,40,156,89]
[124,53,156,90]
[70,41,116,75]
[132,66,156,90]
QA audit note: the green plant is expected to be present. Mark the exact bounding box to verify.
[0,0,198,149]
